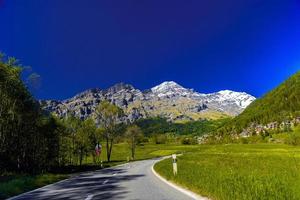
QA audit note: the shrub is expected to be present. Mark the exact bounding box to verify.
[181,137,198,145]
[154,134,167,144]
[285,126,300,146]
[285,133,300,146]
[239,137,249,144]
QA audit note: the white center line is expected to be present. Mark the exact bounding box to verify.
[85,194,94,200]
[103,179,109,184]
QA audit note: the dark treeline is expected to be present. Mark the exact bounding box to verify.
[0,54,60,173]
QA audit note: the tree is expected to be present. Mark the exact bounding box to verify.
[125,125,143,160]
[62,116,81,165]
[0,54,61,173]
[95,101,124,162]
[59,117,99,166]
[75,124,89,166]
[79,118,97,166]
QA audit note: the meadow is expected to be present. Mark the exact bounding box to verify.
[154,144,300,200]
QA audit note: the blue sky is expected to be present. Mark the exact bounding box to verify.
[1,0,299,100]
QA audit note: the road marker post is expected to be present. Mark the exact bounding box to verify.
[172,154,178,176]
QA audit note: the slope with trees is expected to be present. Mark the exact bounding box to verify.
[218,71,300,136]
[135,117,230,136]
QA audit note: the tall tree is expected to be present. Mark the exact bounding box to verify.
[125,125,143,160]
[62,116,81,165]
[95,101,124,162]
[0,54,60,173]
[76,118,97,166]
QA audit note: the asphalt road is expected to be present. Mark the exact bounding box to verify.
[10,158,195,200]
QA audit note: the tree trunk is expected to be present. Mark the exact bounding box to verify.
[108,139,113,162]
[79,148,84,166]
[72,133,75,165]
[131,137,135,160]
[106,137,110,162]
[131,146,135,160]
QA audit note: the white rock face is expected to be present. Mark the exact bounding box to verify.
[40,81,256,122]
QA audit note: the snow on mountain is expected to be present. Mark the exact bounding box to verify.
[210,90,256,109]
[40,81,256,122]
[150,81,203,98]
[151,81,191,97]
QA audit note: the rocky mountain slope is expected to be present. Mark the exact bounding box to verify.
[40,81,256,122]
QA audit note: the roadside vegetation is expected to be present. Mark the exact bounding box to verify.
[155,144,300,200]
[0,174,68,199]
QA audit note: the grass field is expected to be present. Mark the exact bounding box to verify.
[98,143,199,162]
[154,144,300,200]
[0,174,68,199]
[0,143,198,199]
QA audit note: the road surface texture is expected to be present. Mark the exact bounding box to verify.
[10,158,196,200]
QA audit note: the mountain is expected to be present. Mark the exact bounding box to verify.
[39,81,255,122]
[218,71,300,135]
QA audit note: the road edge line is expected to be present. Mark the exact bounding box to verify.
[151,160,209,200]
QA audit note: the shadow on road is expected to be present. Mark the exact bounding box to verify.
[14,168,144,200]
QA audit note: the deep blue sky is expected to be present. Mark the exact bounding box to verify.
[1,0,300,100]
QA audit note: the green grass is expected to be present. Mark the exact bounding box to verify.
[87,143,199,163]
[0,143,198,199]
[0,174,69,199]
[154,144,300,200]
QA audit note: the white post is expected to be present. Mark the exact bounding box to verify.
[172,154,178,176]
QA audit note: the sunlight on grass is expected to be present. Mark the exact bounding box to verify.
[150,150,179,156]
[154,144,300,200]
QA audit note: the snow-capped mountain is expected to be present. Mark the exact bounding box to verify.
[150,81,202,98]
[40,81,256,122]
[210,90,255,109]
[202,90,256,116]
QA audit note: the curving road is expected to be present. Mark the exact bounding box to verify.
[9,158,196,200]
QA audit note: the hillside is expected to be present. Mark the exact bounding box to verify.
[219,71,300,135]
[135,117,230,136]
[40,81,255,122]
